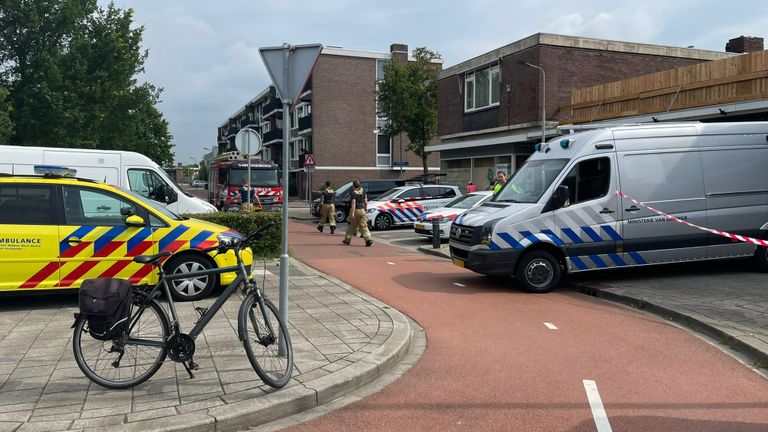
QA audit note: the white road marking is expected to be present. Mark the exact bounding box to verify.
[544,322,558,330]
[583,380,613,432]
[453,282,465,287]
[387,262,396,266]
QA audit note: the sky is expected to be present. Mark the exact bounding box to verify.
[101,0,768,165]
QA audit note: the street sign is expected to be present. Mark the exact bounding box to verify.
[303,153,316,166]
[235,129,262,156]
[304,166,315,172]
[259,44,323,105]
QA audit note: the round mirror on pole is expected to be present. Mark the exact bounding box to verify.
[235,129,263,212]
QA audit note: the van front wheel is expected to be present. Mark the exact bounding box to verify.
[515,251,561,293]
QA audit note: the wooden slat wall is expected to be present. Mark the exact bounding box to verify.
[566,51,768,123]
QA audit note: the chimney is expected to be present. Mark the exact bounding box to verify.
[390,43,408,65]
[725,36,764,53]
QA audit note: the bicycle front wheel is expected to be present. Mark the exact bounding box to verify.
[73,300,170,389]
[239,294,293,388]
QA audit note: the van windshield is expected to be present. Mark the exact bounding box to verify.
[229,168,279,187]
[494,159,568,204]
[446,193,488,209]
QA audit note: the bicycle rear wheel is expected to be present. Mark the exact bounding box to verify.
[73,300,170,389]
[239,294,293,388]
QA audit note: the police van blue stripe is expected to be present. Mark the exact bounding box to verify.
[498,232,523,249]
[488,241,502,250]
[588,255,608,268]
[608,253,626,266]
[581,227,604,242]
[541,229,565,246]
[561,228,584,244]
[628,251,647,265]
[600,225,623,241]
[519,231,540,244]
[570,256,589,270]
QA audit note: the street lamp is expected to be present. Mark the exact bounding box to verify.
[518,60,546,145]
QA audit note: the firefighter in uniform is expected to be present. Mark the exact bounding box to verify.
[317,181,336,234]
[342,180,373,247]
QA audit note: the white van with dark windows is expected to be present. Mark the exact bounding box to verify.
[0,145,217,214]
[449,122,768,292]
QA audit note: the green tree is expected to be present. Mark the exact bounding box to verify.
[0,86,12,143]
[198,161,208,181]
[376,47,440,174]
[0,0,173,164]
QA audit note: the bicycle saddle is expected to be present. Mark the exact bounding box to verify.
[133,251,172,265]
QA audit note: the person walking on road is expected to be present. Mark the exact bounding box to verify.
[343,180,373,247]
[317,181,336,234]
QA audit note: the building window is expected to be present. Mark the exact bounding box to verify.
[464,64,500,112]
[262,146,270,161]
[376,134,391,166]
[290,138,311,161]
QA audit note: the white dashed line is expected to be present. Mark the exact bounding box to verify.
[544,322,558,330]
[387,262,395,266]
[583,380,613,432]
[453,282,465,287]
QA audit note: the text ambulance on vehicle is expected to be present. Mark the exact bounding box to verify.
[0,166,252,301]
[209,155,282,212]
[449,122,768,293]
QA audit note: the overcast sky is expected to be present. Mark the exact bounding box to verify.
[101,0,767,165]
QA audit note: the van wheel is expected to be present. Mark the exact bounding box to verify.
[374,214,393,231]
[165,255,216,301]
[515,251,561,293]
[334,208,347,224]
[754,245,768,272]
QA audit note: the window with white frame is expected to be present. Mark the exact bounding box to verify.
[290,138,311,161]
[376,134,391,166]
[464,63,500,112]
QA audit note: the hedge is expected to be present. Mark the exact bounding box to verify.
[185,211,282,258]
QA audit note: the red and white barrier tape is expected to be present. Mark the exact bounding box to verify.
[617,191,768,247]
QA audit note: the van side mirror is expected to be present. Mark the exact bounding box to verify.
[166,188,178,204]
[554,185,570,209]
[125,215,145,227]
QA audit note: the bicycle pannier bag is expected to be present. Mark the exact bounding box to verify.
[79,278,133,340]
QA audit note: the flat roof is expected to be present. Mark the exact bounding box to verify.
[440,33,735,78]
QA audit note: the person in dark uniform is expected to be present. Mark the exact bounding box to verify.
[317,181,336,234]
[342,180,373,247]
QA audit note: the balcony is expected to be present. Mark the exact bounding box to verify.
[263,128,283,144]
[566,50,768,124]
[299,80,312,102]
[240,118,258,130]
[225,126,239,138]
[262,98,282,118]
[297,114,312,135]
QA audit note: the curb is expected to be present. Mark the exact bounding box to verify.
[415,245,451,260]
[571,282,768,366]
[122,260,417,432]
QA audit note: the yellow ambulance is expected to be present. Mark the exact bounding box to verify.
[0,166,252,301]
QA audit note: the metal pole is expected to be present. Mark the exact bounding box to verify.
[246,134,251,211]
[541,67,546,145]
[279,44,291,355]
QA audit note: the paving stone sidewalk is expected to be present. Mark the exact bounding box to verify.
[0,259,415,432]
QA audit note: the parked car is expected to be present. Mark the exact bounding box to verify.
[312,179,406,223]
[0,166,251,301]
[414,191,493,239]
[191,179,206,188]
[366,184,462,230]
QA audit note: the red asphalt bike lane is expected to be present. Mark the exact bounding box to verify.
[283,220,768,432]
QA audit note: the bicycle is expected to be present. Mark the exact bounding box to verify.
[71,223,293,389]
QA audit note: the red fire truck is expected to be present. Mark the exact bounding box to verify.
[208,158,282,211]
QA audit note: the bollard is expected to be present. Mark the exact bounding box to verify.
[432,217,442,249]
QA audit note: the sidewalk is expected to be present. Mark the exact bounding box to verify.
[417,245,768,367]
[0,259,420,432]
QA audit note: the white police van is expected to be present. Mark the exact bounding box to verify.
[367,184,462,230]
[450,122,768,292]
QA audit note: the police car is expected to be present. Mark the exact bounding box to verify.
[0,166,252,301]
[413,191,493,239]
[366,185,462,230]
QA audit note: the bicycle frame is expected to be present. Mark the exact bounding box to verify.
[124,246,275,348]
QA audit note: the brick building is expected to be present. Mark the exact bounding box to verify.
[217,44,441,198]
[428,33,734,191]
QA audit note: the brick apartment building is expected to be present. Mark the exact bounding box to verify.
[217,44,441,198]
[428,33,735,191]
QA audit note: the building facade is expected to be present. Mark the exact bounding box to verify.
[217,44,441,198]
[429,33,734,192]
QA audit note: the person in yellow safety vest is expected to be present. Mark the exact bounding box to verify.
[317,181,336,234]
[342,180,373,247]
[492,171,507,195]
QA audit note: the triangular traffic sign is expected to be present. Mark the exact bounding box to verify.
[304,153,317,166]
[259,43,323,106]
